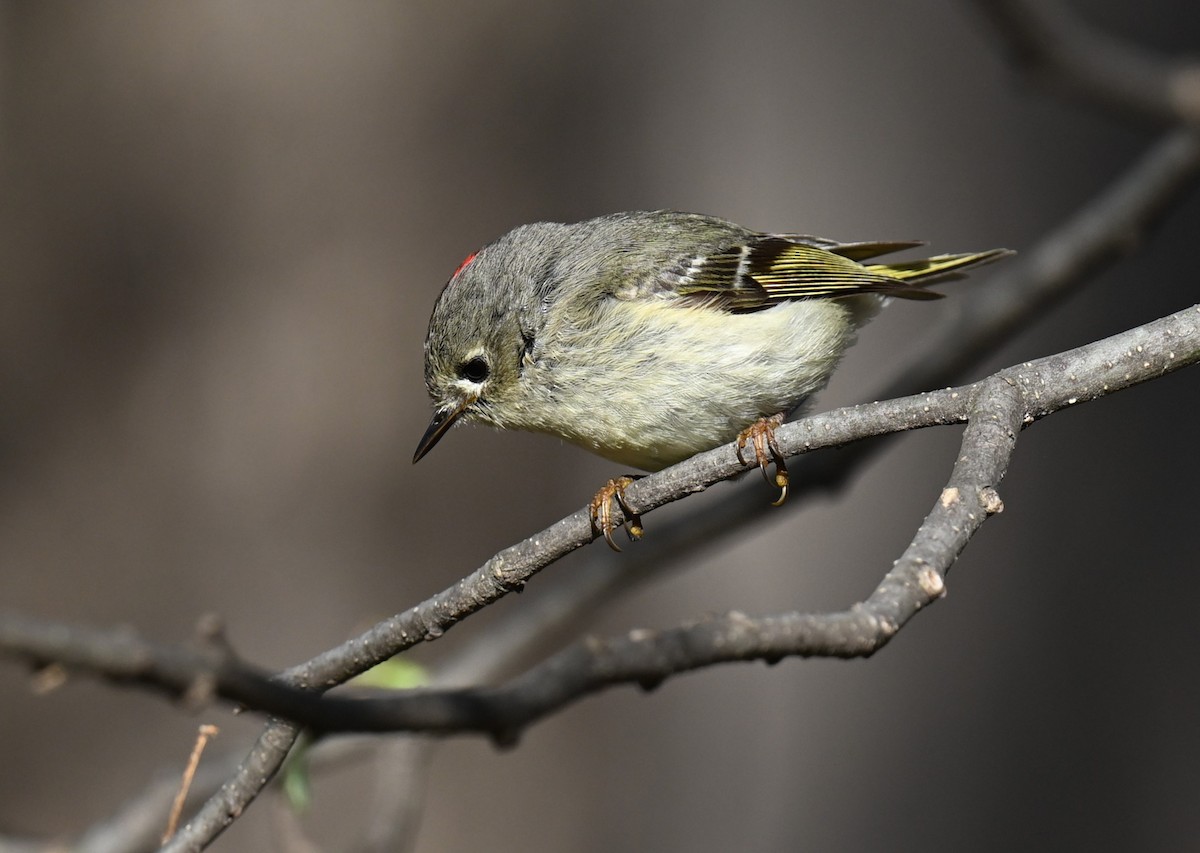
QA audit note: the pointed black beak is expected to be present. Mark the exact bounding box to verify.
[412,398,471,463]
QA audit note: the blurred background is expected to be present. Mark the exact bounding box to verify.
[1,1,1198,850]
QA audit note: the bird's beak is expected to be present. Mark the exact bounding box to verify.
[412,397,473,463]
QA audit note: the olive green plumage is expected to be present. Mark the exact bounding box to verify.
[416,210,1011,471]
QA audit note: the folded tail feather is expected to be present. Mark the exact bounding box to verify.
[865,247,1014,298]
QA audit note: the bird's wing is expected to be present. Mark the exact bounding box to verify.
[774,235,929,262]
[664,236,944,312]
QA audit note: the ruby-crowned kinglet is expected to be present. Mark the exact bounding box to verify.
[414,210,1010,545]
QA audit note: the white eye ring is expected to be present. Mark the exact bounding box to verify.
[459,356,490,383]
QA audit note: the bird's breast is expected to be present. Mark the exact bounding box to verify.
[516,296,856,470]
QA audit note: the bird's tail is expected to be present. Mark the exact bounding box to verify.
[865,247,1014,294]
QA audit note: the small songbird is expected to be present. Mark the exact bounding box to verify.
[414,210,1010,548]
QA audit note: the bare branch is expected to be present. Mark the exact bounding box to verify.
[973,0,1200,124]
[3,303,1197,745]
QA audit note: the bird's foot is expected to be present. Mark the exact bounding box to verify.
[736,414,789,506]
[590,476,644,551]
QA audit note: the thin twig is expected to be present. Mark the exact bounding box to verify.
[162,726,219,844]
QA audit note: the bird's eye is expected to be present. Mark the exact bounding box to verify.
[460,357,490,383]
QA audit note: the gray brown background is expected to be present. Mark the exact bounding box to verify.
[2,1,1198,851]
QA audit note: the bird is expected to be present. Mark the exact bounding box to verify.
[414,210,1011,548]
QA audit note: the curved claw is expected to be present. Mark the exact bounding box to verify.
[589,476,644,551]
[736,414,790,506]
[770,472,789,507]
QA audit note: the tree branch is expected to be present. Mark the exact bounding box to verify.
[4,304,1197,745]
[972,0,1200,124]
